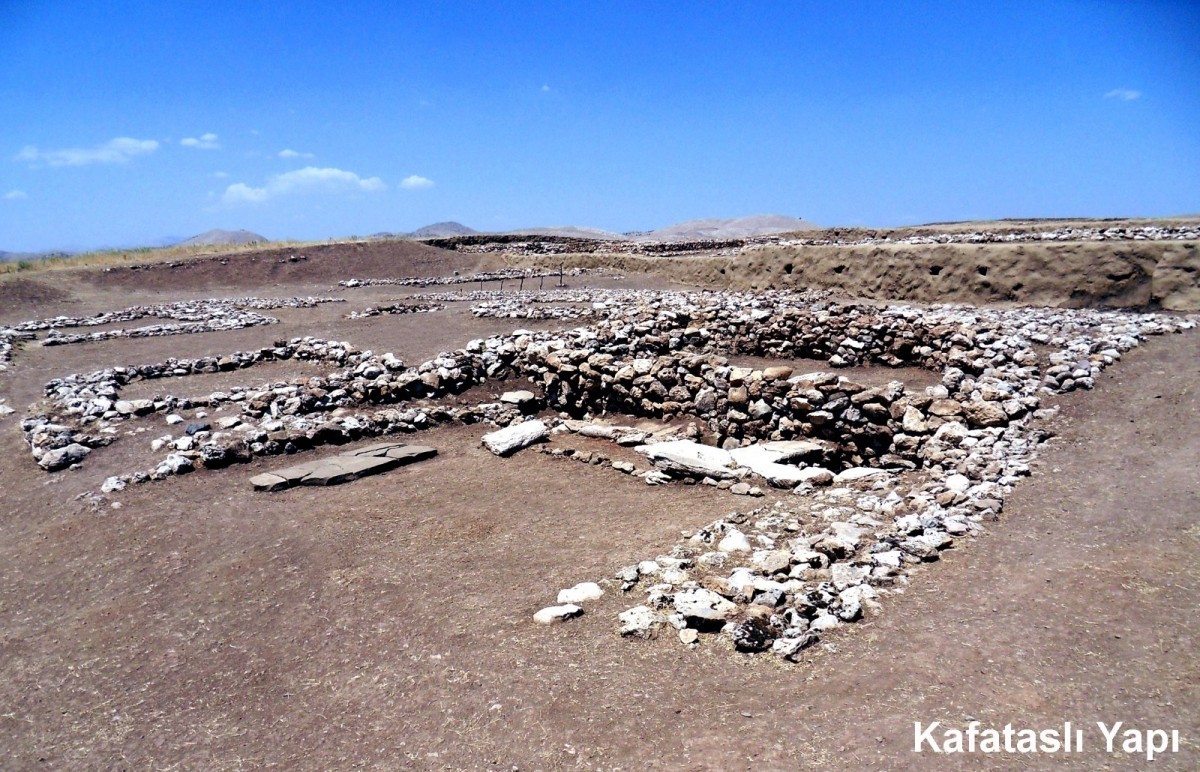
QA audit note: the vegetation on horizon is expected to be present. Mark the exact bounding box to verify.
[0,238,345,277]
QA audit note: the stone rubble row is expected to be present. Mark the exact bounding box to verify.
[337,267,605,289]
[23,336,530,479]
[1,297,343,357]
[345,303,443,320]
[0,329,35,370]
[594,402,1050,659]
[433,225,1200,258]
[763,224,1200,250]
[9,297,343,333]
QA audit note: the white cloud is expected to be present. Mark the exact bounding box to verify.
[401,174,434,189]
[1104,88,1141,101]
[15,137,160,167]
[211,171,230,179]
[222,166,386,204]
[278,148,315,159]
[181,132,221,150]
[4,189,28,200]
[541,84,551,92]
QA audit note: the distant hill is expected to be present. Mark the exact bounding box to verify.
[0,249,44,262]
[177,229,267,247]
[409,221,478,238]
[641,215,820,241]
[359,216,822,246]
[503,225,630,241]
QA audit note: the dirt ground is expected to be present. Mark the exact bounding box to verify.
[0,256,1197,769]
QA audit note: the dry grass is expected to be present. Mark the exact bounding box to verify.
[0,238,346,277]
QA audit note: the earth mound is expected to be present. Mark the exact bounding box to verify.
[643,214,820,241]
[176,229,267,247]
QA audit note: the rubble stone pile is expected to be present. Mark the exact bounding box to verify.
[22,335,531,482]
[345,303,443,320]
[12,297,342,333]
[765,224,1200,250]
[43,311,278,346]
[422,225,1200,258]
[0,328,35,371]
[471,302,595,321]
[338,268,604,289]
[412,288,635,305]
[6,297,343,352]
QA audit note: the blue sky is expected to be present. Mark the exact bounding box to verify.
[1,1,1198,252]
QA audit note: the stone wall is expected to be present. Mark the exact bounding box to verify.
[19,289,1195,491]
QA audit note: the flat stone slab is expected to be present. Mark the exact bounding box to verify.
[727,440,836,487]
[499,389,537,405]
[339,442,437,464]
[339,441,409,457]
[758,439,833,462]
[252,442,437,491]
[636,440,742,480]
[301,455,399,486]
[250,472,291,492]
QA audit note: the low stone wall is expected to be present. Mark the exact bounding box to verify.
[338,267,605,289]
[21,289,1193,497]
[2,297,343,357]
[345,303,443,320]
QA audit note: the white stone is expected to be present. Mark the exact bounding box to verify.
[872,550,903,568]
[795,467,835,486]
[729,445,811,487]
[717,528,752,553]
[945,474,971,494]
[902,406,929,433]
[618,605,663,638]
[499,390,536,405]
[834,467,888,484]
[810,612,840,631]
[557,582,604,605]
[933,421,969,444]
[481,420,548,456]
[772,634,817,661]
[829,521,864,547]
[533,604,583,625]
[673,588,738,621]
[831,563,870,590]
[635,440,741,480]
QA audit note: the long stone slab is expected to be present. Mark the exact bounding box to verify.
[301,455,399,486]
[338,442,437,464]
[252,442,437,491]
[635,440,743,480]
